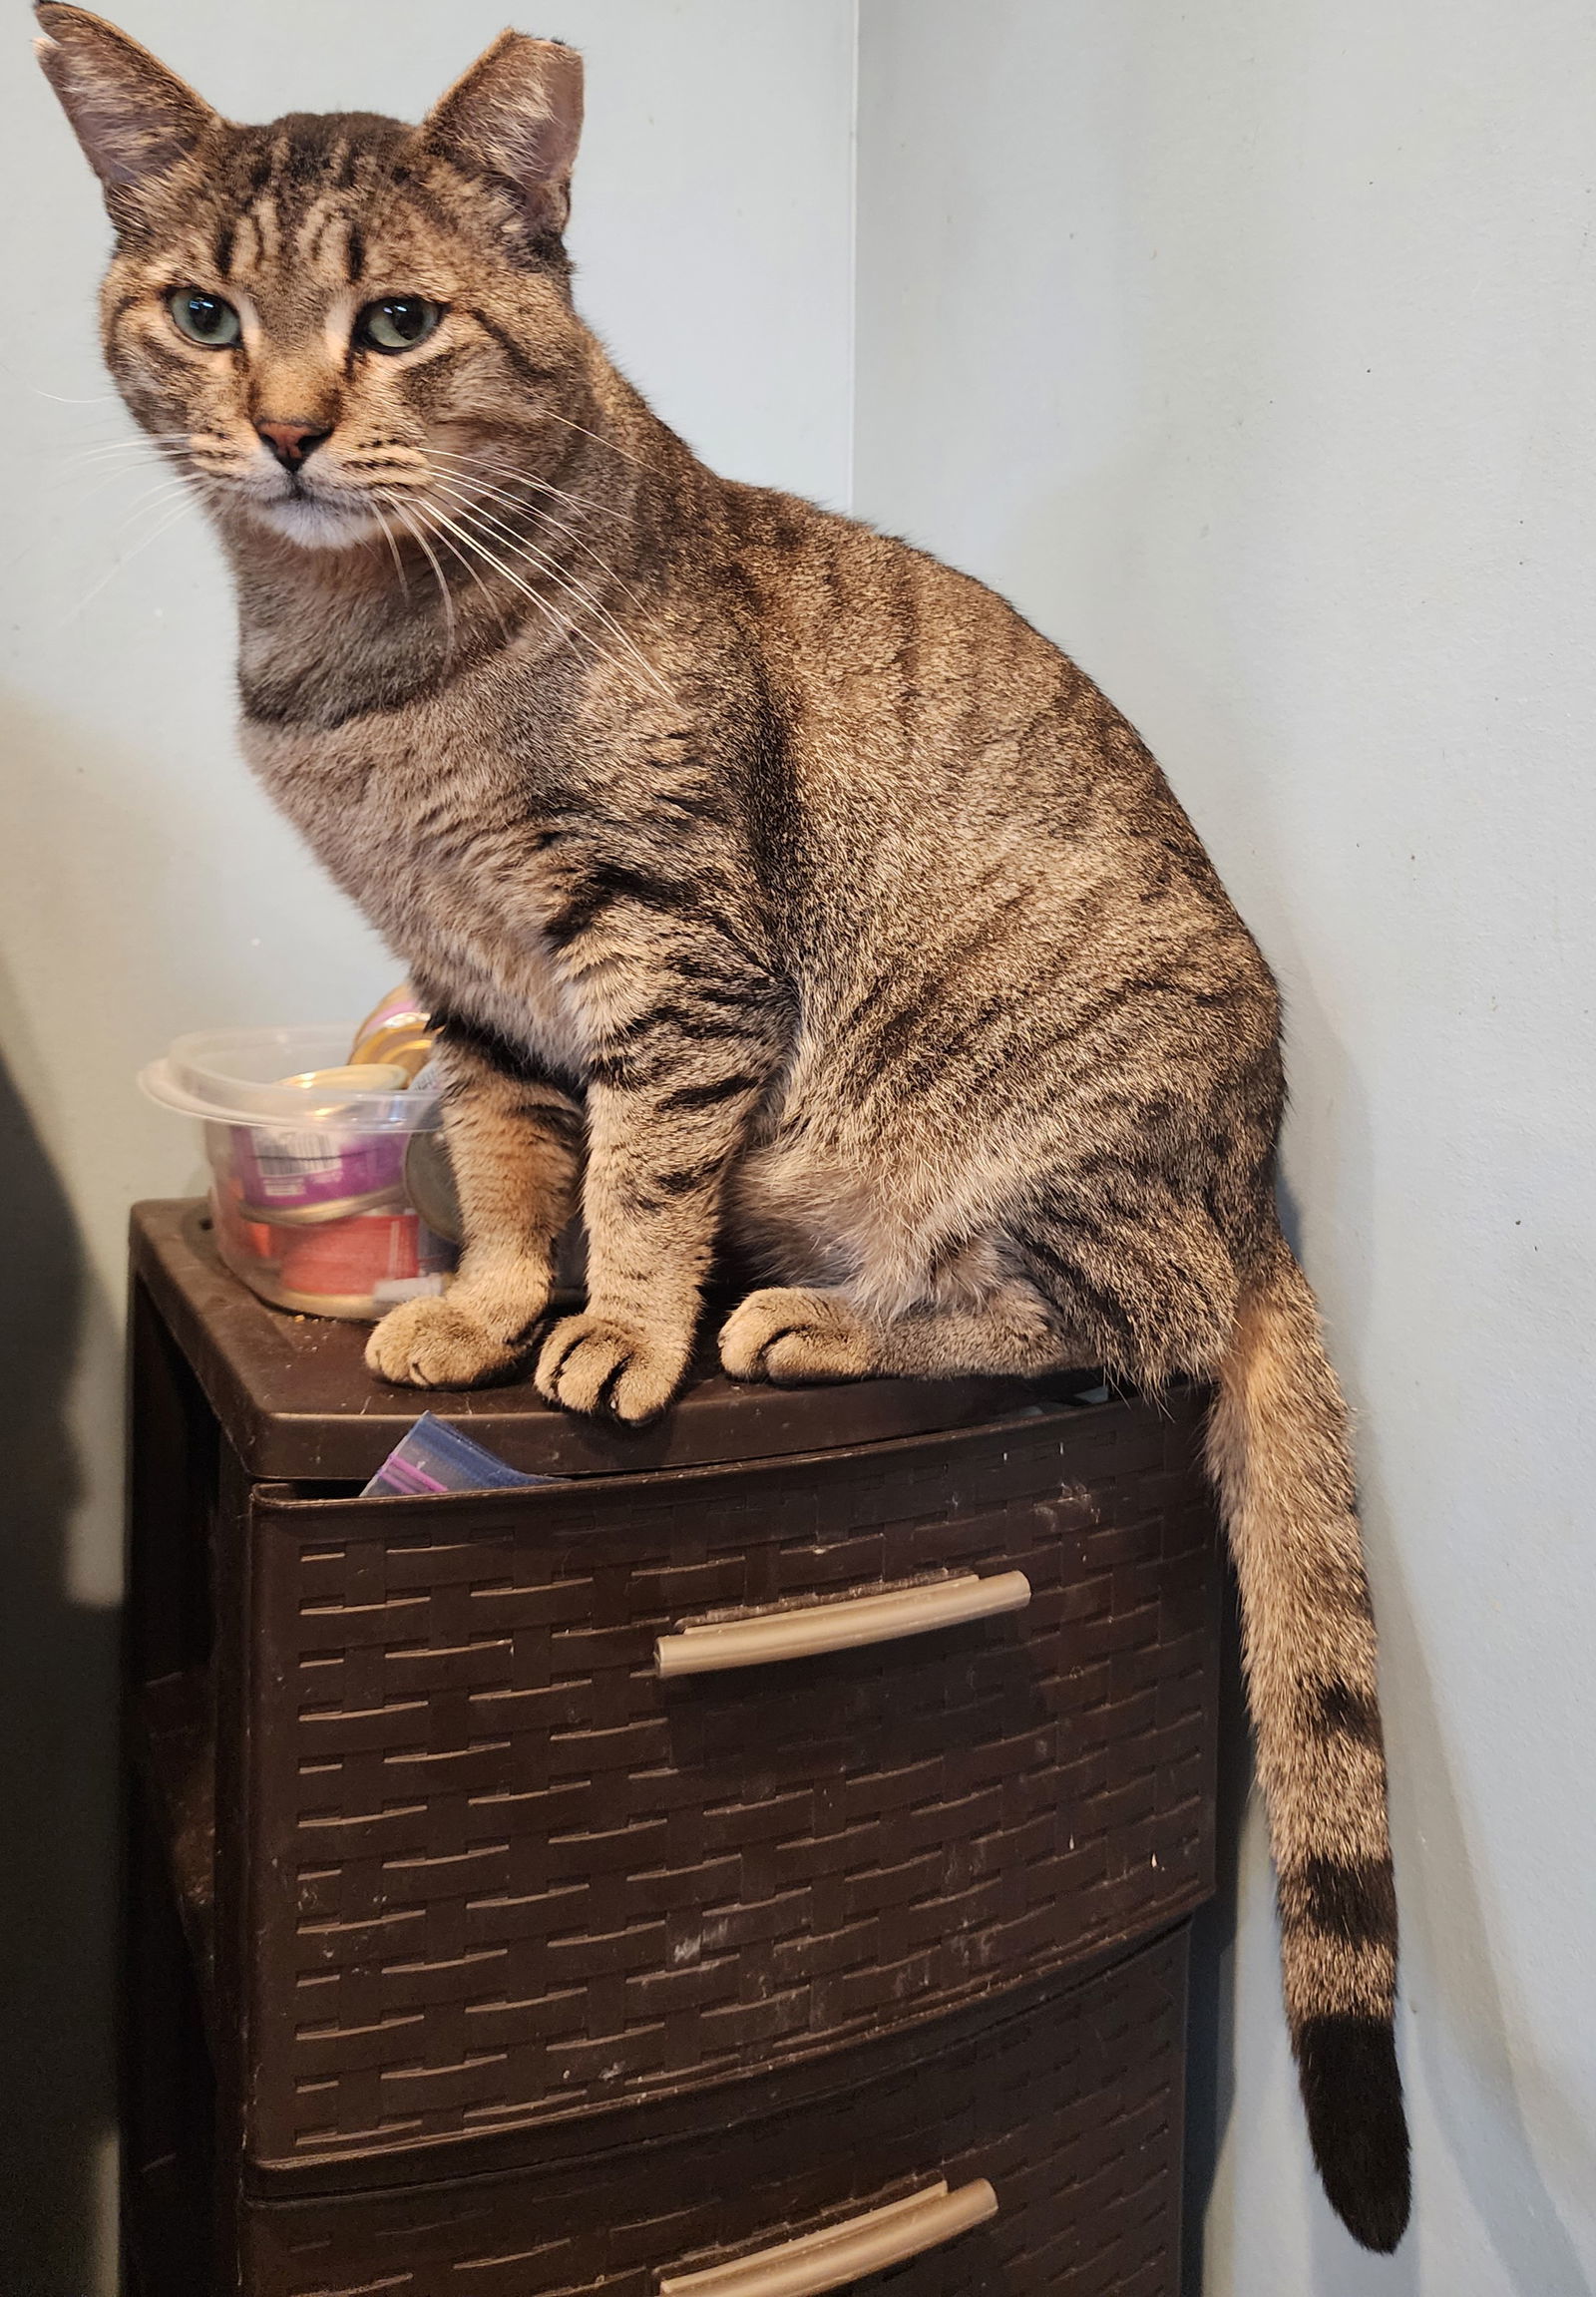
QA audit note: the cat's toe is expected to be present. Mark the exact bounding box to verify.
[535,1314,687,1422]
[365,1297,520,1389]
[718,1289,876,1383]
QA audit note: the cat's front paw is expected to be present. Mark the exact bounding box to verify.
[718,1288,877,1383]
[535,1313,689,1423]
[365,1297,524,1389]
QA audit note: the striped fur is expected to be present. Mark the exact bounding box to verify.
[1207,1243,1408,2246]
[40,5,1408,2246]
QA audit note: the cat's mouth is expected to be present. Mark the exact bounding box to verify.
[244,476,386,550]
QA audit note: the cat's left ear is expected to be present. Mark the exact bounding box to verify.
[420,31,584,239]
[34,4,217,210]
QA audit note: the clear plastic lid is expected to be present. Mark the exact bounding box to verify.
[140,1026,446,1133]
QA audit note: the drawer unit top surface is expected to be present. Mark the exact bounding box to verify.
[131,1201,1085,1480]
[240,1396,1220,2172]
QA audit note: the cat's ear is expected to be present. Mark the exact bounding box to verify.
[35,4,216,204]
[420,31,584,238]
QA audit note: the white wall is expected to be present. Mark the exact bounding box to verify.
[0,7,856,2289]
[10,4,1596,2291]
[855,4,1596,2293]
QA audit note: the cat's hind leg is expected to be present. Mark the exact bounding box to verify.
[719,1171,1242,1390]
[718,1275,1090,1383]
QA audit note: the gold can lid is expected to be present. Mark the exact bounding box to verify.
[277,1063,410,1095]
[236,1186,407,1228]
[349,1022,436,1080]
[349,981,433,1068]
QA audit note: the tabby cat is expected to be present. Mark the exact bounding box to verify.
[39,2,1408,2249]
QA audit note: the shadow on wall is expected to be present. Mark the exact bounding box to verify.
[0,1023,119,2297]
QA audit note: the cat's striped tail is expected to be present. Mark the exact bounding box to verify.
[1205,1228,1410,2251]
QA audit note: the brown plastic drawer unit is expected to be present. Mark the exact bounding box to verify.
[122,1203,1222,2295]
[243,1407,1217,2166]
[237,1929,1189,2297]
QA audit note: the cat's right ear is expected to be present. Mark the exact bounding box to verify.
[34,4,216,209]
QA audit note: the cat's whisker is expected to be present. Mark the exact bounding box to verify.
[442,523,668,699]
[439,498,671,702]
[368,501,411,599]
[56,446,217,507]
[106,472,204,537]
[376,492,456,657]
[529,408,651,472]
[411,490,596,627]
[58,434,199,468]
[421,446,627,526]
[59,438,165,461]
[439,508,653,682]
[21,380,128,406]
[59,450,181,488]
[425,475,658,651]
[409,496,650,691]
[4,463,206,581]
[422,450,633,540]
[59,493,200,627]
[424,469,657,627]
[392,501,516,645]
[396,497,588,662]
[55,464,193,521]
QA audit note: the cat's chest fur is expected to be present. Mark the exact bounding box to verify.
[242,699,591,1078]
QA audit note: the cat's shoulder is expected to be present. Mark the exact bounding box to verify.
[703,473,1054,654]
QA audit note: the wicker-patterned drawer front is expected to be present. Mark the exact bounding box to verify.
[241,1927,1188,2296]
[245,1394,1218,2166]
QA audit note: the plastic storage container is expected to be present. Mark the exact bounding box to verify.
[141,1025,458,1321]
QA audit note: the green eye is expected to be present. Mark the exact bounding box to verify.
[168,287,241,347]
[355,297,443,353]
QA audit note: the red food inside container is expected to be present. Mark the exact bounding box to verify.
[277,1212,424,1298]
[212,1175,277,1269]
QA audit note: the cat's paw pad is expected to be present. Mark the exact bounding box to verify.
[718,1289,877,1383]
[365,1297,521,1389]
[535,1314,687,1423]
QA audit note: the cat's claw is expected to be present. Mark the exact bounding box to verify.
[718,1288,877,1383]
[535,1313,687,1423]
[365,1297,523,1389]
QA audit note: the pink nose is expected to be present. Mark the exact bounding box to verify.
[255,419,329,469]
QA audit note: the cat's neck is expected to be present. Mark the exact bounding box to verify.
[221,361,689,732]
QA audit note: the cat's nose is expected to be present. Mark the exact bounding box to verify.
[255,419,331,469]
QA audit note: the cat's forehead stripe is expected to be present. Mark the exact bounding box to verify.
[249,195,280,267]
[200,119,417,299]
[204,117,398,275]
[296,196,340,271]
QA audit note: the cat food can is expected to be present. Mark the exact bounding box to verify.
[349,981,437,1081]
[269,1208,454,1320]
[229,1063,410,1219]
[140,1025,460,1322]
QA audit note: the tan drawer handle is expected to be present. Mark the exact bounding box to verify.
[654,1572,1030,1678]
[657,2178,998,2294]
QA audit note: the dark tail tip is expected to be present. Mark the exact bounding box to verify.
[1295,2014,1411,2251]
